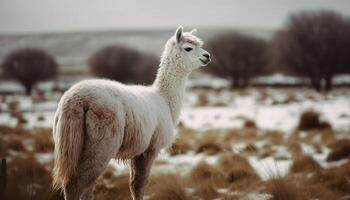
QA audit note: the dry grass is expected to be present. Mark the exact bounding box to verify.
[264,177,307,200]
[3,154,63,200]
[11,111,28,124]
[95,173,131,200]
[0,125,28,136]
[6,136,26,152]
[259,144,275,158]
[225,127,258,143]
[265,175,343,200]
[191,184,220,200]
[311,161,350,194]
[31,128,54,153]
[189,161,226,187]
[196,131,224,155]
[263,130,284,145]
[290,155,322,173]
[218,153,259,186]
[148,174,189,200]
[168,127,197,156]
[320,128,336,145]
[8,100,19,111]
[297,110,331,131]
[197,91,209,106]
[326,139,350,162]
[243,119,256,129]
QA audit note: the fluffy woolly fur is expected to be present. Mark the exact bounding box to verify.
[52,26,210,200]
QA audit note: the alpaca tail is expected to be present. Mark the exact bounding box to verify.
[52,106,85,190]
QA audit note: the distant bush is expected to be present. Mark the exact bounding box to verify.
[1,48,58,94]
[88,45,158,85]
[205,33,268,88]
[273,10,350,91]
[297,110,331,131]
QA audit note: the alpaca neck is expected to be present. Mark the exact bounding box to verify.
[153,59,190,124]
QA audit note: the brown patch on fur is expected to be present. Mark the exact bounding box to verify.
[117,110,145,159]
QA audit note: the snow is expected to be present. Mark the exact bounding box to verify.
[180,88,350,133]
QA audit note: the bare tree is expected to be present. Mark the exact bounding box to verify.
[205,33,268,88]
[273,10,350,91]
[1,48,58,94]
[88,45,158,85]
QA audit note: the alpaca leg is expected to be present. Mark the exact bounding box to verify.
[64,110,123,200]
[130,147,158,200]
[63,140,114,200]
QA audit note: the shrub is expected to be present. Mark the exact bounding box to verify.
[297,110,331,131]
[205,33,268,88]
[272,10,350,91]
[88,45,158,85]
[1,48,58,94]
[243,119,256,129]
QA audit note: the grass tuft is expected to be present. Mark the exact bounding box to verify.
[297,110,331,131]
[326,139,350,162]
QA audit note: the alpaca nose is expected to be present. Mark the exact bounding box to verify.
[203,53,210,59]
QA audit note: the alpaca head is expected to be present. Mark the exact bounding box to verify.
[161,26,211,72]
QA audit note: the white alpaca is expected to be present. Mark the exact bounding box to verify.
[52,26,211,200]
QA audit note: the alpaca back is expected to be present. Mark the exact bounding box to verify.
[53,79,174,167]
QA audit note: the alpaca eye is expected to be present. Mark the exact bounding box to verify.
[184,47,193,52]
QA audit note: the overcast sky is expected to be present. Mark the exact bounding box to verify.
[0,0,349,34]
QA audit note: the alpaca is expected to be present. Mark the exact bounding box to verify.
[52,26,211,200]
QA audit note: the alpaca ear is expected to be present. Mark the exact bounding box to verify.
[190,28,197,35]
[175,26,183,43]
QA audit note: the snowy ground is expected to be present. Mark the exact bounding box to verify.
[1,77,350,199]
